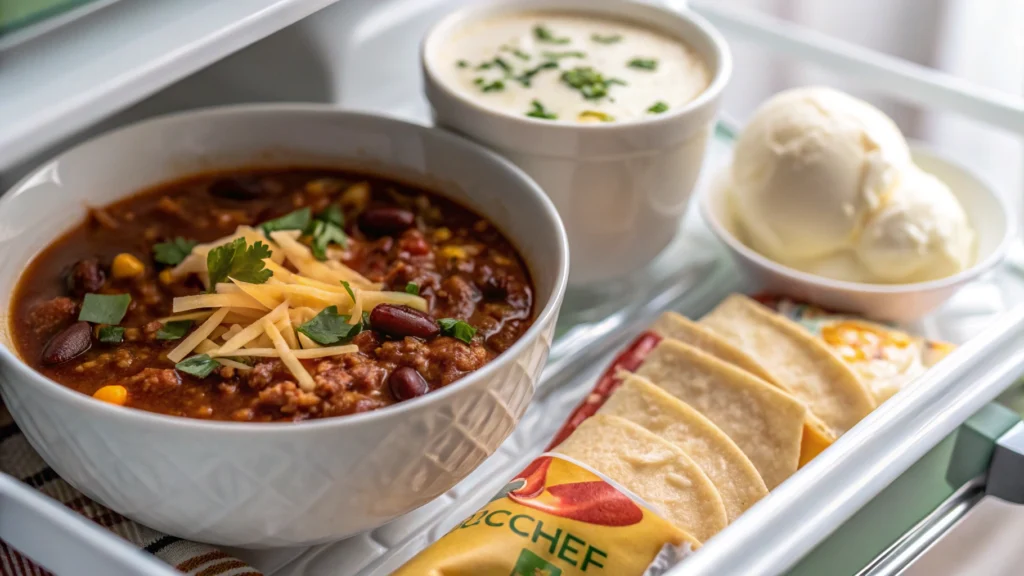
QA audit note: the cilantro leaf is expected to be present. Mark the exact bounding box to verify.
[591,33,622,44]
[297,306,362,345]
[79,294,131,325]
[362,311,371,330]
[98,326,124,343]
[647,101,669,114]
[260,207,311,235]
[405,282,420,295]
[627,58,658,71]
[156,320,193,340]
[175,354,220,378]
[438,318,477,344]
[153,237,197,266]
[320,204,344,227]
[207,237,273,288]
[310,220,348,261]
[534,24,570,44]
[340,281,355,303]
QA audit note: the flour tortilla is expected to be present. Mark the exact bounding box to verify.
[651,310,837,465]
[636,339,806,489]
[700,294,875,436]
[600,374,768,522]
[553,414,728,542]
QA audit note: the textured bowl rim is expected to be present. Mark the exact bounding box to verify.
[420,0,733,132]
[700,144,1016,295]
[0,104,570,434]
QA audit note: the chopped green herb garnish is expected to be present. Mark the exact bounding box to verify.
[207,237,273,288]
[320,204,344,227]
[362,311,372,330]
[438,318,477,344]
[156,320,193,341]
[175,354,220,378]
[310,220,347,261]
[79,293,131,325]
[514,61,559,87]
[492,57,512,74]
[578,110,615,122]
[474,77,485,85]
[153,237,198,266]
[560,67,625,100]
[542,51,586,60]
[405,282,420,295]
[534,24,570,44]
[480,80,505,92]
[526,100,558,120]
[501,45,530,60]
[456,59,469,68]
[340,280,355,303]
[647,101,670,114]
[260,207,311,235]
[627,58,658,71]
[98,326,125,344]
[477,62,493,70]
[591,33,622,44]
[297,306,362,345]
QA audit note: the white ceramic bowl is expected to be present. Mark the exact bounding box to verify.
[422,0,731,285]
[702,146,1014,323]
[0,106,569,547]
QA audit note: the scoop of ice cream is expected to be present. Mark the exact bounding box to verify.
[731,87,911,264]
[855,166,975,283]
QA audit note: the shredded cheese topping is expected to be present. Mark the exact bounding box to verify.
[166,225,427,391]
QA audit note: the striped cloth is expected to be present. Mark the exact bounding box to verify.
[0,404,261,576]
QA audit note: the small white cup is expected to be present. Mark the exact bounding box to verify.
[422,0,731,285]
[702,146,1016,323]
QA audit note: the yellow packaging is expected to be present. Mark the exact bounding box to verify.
[396,455,696,576]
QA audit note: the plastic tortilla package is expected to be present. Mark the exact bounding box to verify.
[395,452,697,576]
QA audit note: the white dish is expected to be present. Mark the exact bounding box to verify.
[422,0,731,285]
[0,105,569,547]
[702,146,1014,323]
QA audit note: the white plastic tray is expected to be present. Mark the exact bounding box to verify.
[2,1,1024,575]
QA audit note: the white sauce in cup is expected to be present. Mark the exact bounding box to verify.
[433,12,710,123]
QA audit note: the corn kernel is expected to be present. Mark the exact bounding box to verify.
[433,227,452,242]
[340,182,371,211]
[159,269,174,285]
[305,178,341,196]
[112,253,145,279]
[93,385,128,406]
[440,246,467,260]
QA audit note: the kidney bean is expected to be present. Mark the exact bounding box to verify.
[41,321,92,365]
[359,207,415,237]
[208,176,265,200]
[388,366,429,401]
[369,304,440,339]
[65,259,106,297]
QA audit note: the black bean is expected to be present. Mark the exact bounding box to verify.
[369,304,440,339]
[389,367,429,401]
[208,176,265,200]
[359,207,415,237]
[65,259,106,297]
[41,321,92,365]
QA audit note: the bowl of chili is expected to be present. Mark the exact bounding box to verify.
[0,105,569,546]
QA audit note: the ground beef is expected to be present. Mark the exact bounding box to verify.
[124,368,180,393]
[434,275,479,320]
[257,381,321,415]
[29,297,78,337]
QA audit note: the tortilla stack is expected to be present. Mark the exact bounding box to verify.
[553,414,728,543]
[599,374,769,521]
[635,339,806,489]
[652,310,837,465]
[700,294,875,436]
